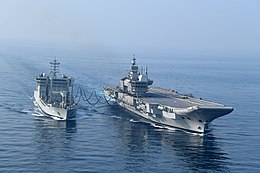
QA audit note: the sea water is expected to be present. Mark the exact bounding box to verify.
[0,45,259,173]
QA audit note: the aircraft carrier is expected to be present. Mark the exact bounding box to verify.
[104,56,234,133]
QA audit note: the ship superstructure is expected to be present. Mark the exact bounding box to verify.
[34,59,76,120]
[119,56,153,97]
[104,56,234,133]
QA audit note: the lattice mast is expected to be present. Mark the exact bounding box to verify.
[49,59,60,103]
[50,58,60,78]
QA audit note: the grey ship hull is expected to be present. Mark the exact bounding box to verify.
[34,90,77,120]
[104,86,233,133]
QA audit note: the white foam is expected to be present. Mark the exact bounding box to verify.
[110,115,122,119]
[52,116,65,121]
[27,95,33,100]
[129,119,139,123]
[31,113,45,117]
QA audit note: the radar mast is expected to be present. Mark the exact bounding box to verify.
[50,58,60,78]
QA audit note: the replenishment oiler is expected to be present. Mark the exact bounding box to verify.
[104,56,234,133]
[34,59,77,120]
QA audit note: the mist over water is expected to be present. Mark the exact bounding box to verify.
[0,0,260,57]
[0,45,259,172]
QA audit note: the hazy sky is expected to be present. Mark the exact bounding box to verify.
[0,0,259,56]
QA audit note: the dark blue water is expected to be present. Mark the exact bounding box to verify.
[0,45,260,172]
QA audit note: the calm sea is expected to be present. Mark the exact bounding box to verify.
[0,45,259,173]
